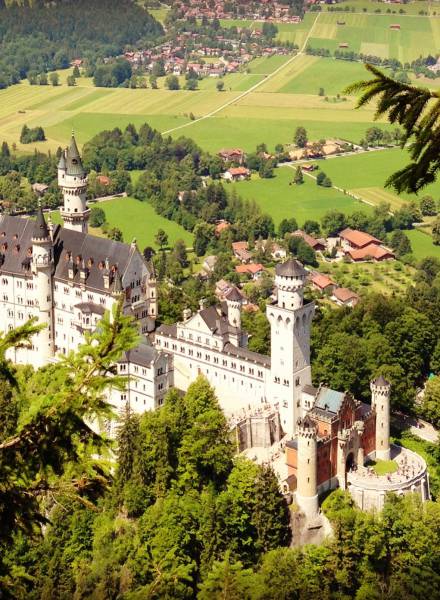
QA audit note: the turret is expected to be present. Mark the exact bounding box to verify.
[275,258,307,310]
[32,206,54,365]
[296,415,319,518]
[59,134,90,233]
[370,375,391,461]
[225,286,242,330]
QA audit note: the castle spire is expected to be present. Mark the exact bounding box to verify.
[58,134,89,233]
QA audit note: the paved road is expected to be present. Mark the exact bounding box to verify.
[392,412,439,443]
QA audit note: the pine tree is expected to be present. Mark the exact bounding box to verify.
[0,302,139,544]
[252,465,291,553]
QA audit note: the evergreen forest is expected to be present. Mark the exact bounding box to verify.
[0,0,163,89]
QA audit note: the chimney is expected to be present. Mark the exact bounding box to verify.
[199,298,206,311]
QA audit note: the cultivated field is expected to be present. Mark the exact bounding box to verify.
[0,9,439,257]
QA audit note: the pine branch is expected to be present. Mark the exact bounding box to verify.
[345,64,440,193]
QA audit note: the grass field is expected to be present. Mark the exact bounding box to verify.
[318,148,440,208]
[405,229,440,260]
[230,168,372,226]
[52,197,193,250]
[308,13,439,62]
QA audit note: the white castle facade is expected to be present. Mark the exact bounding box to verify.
[0,136,171,418]
[0,138,429,514]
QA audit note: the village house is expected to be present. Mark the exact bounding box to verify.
[291,230,326,252]
[310,272,336,294]
[339,228,394,263]
[346,245,395,262]
[331,287,360,308]
[218,148,245,164]
[232,241,252,263]
[215,220,231,236]
[201,255,218,276]
[235,263,265,280]
[339,228,382,250]
[223,167,251,181]
[31,183,49,196]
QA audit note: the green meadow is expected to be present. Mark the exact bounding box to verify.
[405,229,440,260]
[51,197,193,250]
[0,10,439,257]
[230,167,373,227]
[319,149,440,208]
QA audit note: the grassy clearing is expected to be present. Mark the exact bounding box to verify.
[320,149,440,205]
[248,54,292,74]
[148,7,169,24]
[98,197,193,249]
[51,197,193,249]
[230,167,372,226]
[405,229,440,260]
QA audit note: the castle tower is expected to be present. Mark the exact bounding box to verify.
[32,207,55,366]
[296,415,319,518]
[266,259,315,435]
[370,375,391,461]
[224,286,243,346]
[59,134,90,233]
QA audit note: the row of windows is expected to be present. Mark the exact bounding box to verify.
[2,295,36,306]
[159,338,265,378]
[178,330,219,348]
[1,279,33,290]
[188,363,264,392]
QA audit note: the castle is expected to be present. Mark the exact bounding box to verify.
[0,138,430,514]
[0,135,172,418]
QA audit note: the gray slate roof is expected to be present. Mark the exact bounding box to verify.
[120,338,159,367]
[32,207,50,241]
[276,258,307,277]
[372,374,390,387]
[0,214,152,293]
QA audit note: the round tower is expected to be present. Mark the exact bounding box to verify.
[275,258,307,310]
[225,286,242,329]
[59,134,90,233]
[32,206,54,365]
[296,415,319,518]
[370,375,391,461]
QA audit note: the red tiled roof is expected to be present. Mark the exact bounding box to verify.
[292,229,324,250]
[339,228,381,248]
[333,287,359,302]
[235,263,264,275]
[232,241,249,251]
[228,167,250,176]
[347,244,395,261]
[311,273,335,290]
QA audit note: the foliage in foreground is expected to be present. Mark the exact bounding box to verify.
[347,64,440,193]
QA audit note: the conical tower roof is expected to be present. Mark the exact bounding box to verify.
[57,151,66,170]
[371,374,390,387]
[32,206,50,241]
[276,258,307,278]
[65,133,85,176]
[225,286,243,302]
